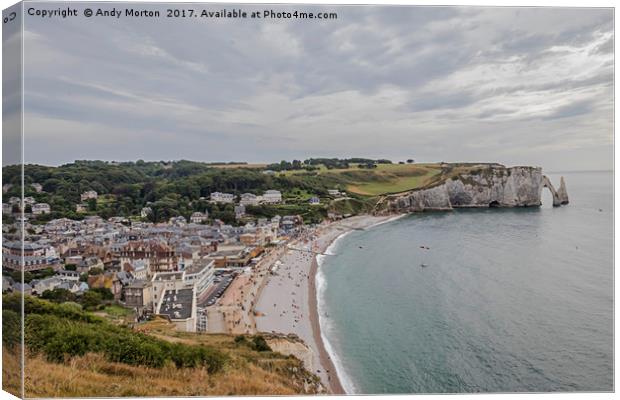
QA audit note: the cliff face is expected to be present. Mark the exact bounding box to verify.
[386,165,568,212]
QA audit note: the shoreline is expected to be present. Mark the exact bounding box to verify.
[254,214,403,394]
[308,240,345,394]
[311,213,407,394]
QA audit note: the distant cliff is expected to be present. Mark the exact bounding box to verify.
[385,164,568,213]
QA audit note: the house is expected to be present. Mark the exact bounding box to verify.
[76,204,88,213]
[234,204,246,219]
[31,183,43,192]
[31,276,63,295]
[328,189,342,197]
[80,190,98,202]
[308,197,320,205]
[124,279,153,309]
[32,203,51,215]
[78,256,104,273]
[13,282,32,295]
[3,184,13,193]
[2,276,15,292]
[210,192,235,204]
[190,211,208,224]
[240,193,260,206]
[57,269,80,282]
[2,204,12,214]
[169,216,187,226]
[57,281,82,294]
[262,190,282,204]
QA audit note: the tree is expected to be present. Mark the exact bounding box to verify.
[81,290,103,309]
[406,159,414,164]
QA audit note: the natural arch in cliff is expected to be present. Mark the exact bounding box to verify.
[542,175,562,207]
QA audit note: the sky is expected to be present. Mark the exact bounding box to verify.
[5,4,614,171]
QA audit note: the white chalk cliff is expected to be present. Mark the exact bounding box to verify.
[386,165,568,212]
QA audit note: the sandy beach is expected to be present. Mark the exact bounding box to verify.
[255,214,400,393]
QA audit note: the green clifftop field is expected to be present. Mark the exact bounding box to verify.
[2,294,323,397]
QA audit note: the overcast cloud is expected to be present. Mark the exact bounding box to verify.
[10,4,614,171]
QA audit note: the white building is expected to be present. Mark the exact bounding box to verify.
[210,192,235,204]
[31,183,43,193]
[183,259,215,300]
[32,203,51,215]
[262,190,282,204]
[240,193,260,206]
[80,190,98,202]
[328,189,342,197]
[190,211,209,224]
[2,204,12,214]
[76,204,87,213]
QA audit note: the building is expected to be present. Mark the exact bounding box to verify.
[119,241,178,274]
[57,269,80,282]
[76,204,88,213]
[234,204,246,219]
[31,276,63,295]
[2,203,12,214]
[328,189,342,197]
[208,245,263,268]
[190,211,208,224]
[2,241,62,272]
[262,190,282,204]
[169,216,187,226]
[183,258,215,301]
[80,190,98,202]
[210,192,235,204]
[157,288,197,332]
[240,193,260,206]
[124,279,153,310]
[32,203,51,215]
[31,183,43,193]
[308,197,320,205]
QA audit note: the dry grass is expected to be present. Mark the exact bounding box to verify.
[16,345,321,398]
[5,319,323,398]
[3,347,22,398]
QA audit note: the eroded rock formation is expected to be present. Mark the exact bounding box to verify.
[386,165,569,213]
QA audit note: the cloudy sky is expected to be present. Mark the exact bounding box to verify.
[9,4,614,170]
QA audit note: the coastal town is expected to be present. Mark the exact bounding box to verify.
[2,181,390,393]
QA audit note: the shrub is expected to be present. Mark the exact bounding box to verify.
[2,309,21,348]
[16,295,229,372]
[251,335,271,352]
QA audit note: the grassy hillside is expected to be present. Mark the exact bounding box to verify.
[284,163,443,196]
[2,295,323,397]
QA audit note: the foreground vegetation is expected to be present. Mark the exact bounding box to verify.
[2,294,323,397]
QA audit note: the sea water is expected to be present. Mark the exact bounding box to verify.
[317,171,613,394]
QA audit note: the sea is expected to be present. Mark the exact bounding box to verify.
[316,171,613,394]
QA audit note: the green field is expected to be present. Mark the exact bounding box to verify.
[344,164,442,195]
